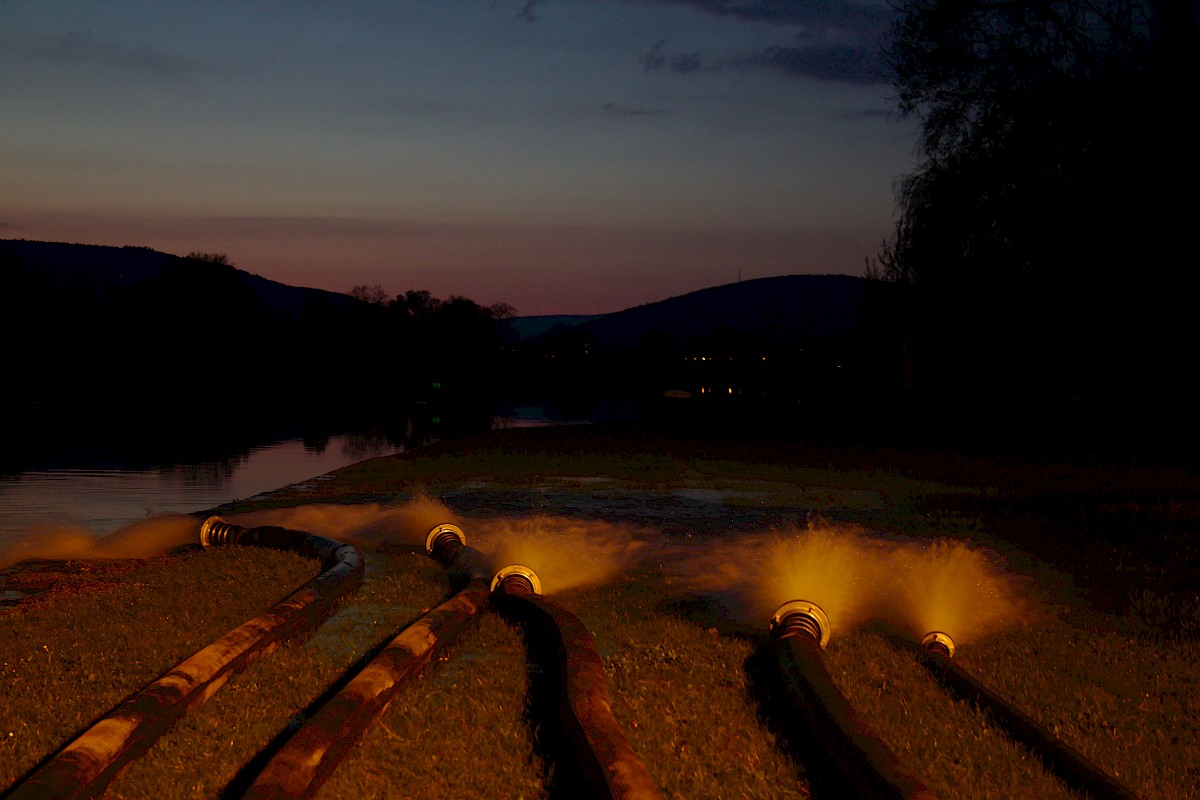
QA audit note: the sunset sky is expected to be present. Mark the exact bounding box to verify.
[1,1,917,315]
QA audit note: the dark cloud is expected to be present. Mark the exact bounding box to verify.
[641,39,706,73]
[602,102,667,117]
[30,29,204,78]
[735,42,888,84]
[642,37,887,83]
[641,1,893,83]
[648,0,892,31]
[514,0,543,23]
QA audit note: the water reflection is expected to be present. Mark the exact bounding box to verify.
[0,435,400,548]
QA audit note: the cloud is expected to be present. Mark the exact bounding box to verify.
[647,0,893,31]
[602,101,667,117]
[640,1,893,83]
[642,37,887,83]
[514,0,543,22]
[641,39,706,73]
[735,42,888,84]
[29,29,205,78]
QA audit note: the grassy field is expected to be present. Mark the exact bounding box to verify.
[1,424,1198,799]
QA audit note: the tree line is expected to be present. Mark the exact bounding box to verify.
[871,0,1198,451]
[0,250,513,466]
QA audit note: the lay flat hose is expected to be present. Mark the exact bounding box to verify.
[773,631,939,800]
[917,647,1140,800]
[2,517,363,800]
[494,573,662,800]
[767,604,936,800]
[240,524,493,800]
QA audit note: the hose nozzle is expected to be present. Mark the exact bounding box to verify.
[920,631,956,658]
[199,516,245,547]
[490,564,542,596]
[425,523,466,562]
[769,600,831,648]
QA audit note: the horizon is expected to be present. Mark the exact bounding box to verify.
[0,1,915,316]
[2,236,865,318]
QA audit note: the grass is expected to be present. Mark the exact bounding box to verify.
[2,424,1198,799]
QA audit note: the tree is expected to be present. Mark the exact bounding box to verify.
[349,283,390,304]
[488,301,518,320]
[185,251,233,266]
[880,0,1199,435]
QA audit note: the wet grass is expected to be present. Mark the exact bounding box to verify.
[2,424,1198,799]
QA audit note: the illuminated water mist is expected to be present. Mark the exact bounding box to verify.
[470,516,657,595]
[0,516,201,569]
[673,521,1022,646]
[675,521,883,635]
[885,539,1021,646]
[228,496,458,548]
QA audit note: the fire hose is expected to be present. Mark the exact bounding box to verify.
[2,517,363,800]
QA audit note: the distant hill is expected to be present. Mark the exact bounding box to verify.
[500,314,602,341]
[555,275,869,350]
[0,239,358,321]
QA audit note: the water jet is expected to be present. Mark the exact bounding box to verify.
[3,516,363,800]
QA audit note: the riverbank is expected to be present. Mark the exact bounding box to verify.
[2,424,1198,798]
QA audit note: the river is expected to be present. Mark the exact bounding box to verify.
[0,434,401,553]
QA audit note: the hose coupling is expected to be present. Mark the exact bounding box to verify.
[199,516,245,547]
[490,564,543,596]
[425,523,466,560]
[920,631,956,658]
[769,600,831,649]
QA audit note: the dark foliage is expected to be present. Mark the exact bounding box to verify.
[878,0,1199,449]
[0,241,509,469]
[494,276,909,442]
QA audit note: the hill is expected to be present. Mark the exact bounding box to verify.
[501,275,869,350]
[0,239,481,465]
[574,274,868,350]
[0,239,357,322]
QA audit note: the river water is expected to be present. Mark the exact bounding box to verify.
[0,434,401,553]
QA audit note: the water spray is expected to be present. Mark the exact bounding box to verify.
[491,563,660,800]
[4,516,363,800]
[767,600,938,800]
[240,522,492,799]
[917,631,1139,800]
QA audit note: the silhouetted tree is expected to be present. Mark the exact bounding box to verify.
[390,289,443,320]
[880,0,1199,442]
[185,251,233,266]
[349,283,389,304]
[488,301,517,320]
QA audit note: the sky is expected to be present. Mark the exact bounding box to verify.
[0,0,918,315]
